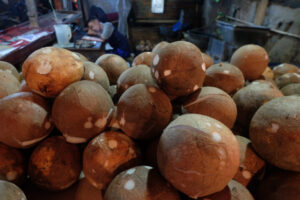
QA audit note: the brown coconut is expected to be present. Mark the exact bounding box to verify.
[228,180,254,200]
[275,72,300,88]
[0,180,27,200]
[28,136,81,191]
[0,143,25,185]
[233,80,283,129]
[0,61,20,81]
[152,41,169,53]
[104,166,181,200]
[182,86,237,129]
[157,114,240,198]
[117,84,172,140]
[250,96,300,171]
[151,41,206,99]
[82,61,110,91]
[230,44,269,80]
[132,52,155,67]
[202,53,214,69]
[22,47,84,98]
[273,63,300,79]
[233,136,265,186]
[117,65,157,95]
[204,63,245,95]
[83,131,141,190]
[0,70,20,99]
[0,95,52,148]
[281,83,300,96]
[52,80,114,143]
[95,54,129,84]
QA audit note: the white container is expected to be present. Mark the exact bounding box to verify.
[54,24,72,47]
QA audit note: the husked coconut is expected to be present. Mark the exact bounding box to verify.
[233,136,265,186]
[151,41,206,99]
[117,84,172,140]
[0,70,20,99]
[52,80,114,143]
[228,180,254,200]
[230,44,269,80]
[117,65,157,95]
[82,61,110,91]
[152,41,169,53]
[157,114,240,198]
[273,63,300,79]
[281,83,300,96]
[0,61,20,81]
[22,47,84,98]
[275,72,300,88]
[83,131,141,189]
[0,180,27,200]
[28,136,81,191]
[0,143,25,185]
[202,53,214,69]
[182,86,237,128]
[250,96,300,171]
[132,52,155,67]
[204,63,245,94]
[95,54,129,84]
[19,80,32,92]
[104,166,181,200]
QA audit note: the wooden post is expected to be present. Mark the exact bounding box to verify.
[254,0,269,25]
[25,0,39,28]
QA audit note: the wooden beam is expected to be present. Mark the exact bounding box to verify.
[254,0,269,25]
[25,0,39,28]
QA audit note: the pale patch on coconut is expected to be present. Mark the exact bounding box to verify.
[124,179,135,190]
[45,122,51,130]
[5,69,12,74]
[64,135,87,143]
[42,48,52,54]
[163,70,172,77]
[84,121,93,129]
[124,84,129,89]
[148,87,156,93]
[206,122,212,127]
[193,85,199,91]
[223,70,230,74]
[89,71,95,80]
[242,170,252,179]
[104,161,109,167]
[95,117,107,128]
[278,64,284,67]
[72,52,80,60]
[215,123,222,129]
[37,61,52,75]
[119,116,126,126]
[154,70,159,79]
[126,168,136,175]
[212,132,222,142]
[252,81,260,85]
[267,123,279,133]
[218,148,226,160]
[6,171,17,181]
[202,63,206,72]
[108,140,118,149]
[153,54,160,66]
[129,147,135,155]
[19,134,48,147]
[79,171,85,179]
[144,166,152,169]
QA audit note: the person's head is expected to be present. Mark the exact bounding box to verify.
[87,18,103,37]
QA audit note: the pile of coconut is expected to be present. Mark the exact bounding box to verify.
[0,42,299,200]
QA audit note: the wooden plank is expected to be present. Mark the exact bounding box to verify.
[254,0,269,25]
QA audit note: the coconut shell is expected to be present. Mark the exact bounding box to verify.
[104,166,181,200]
[82,61,110,91]
[202,53,214,69]
[281,83,300,96]
[117,84,172,140]
[204,63,245,95]
[0,70,20,99]
[22,47,84,98]
[52,80,114,143]
[95,54,129,84]
[132,52,155,67]
[250,96,300,171]
[158,114,240,198]
[28,136,81,191]
[0,61,20,81]
[0,180,27,200]
[228,180,254,200]
[233,80,283,129]
[152,41,169,53]
[117,65,157,96]
[83,131,141,190]
[273,63,300,79]
[275,72,300,88]
[230,44,269,80]
[151,41,206,99]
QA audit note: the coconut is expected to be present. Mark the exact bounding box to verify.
[185,186,231,200]
[22,47,84,98]
[273,63,300,79]
[107,106,120,130]
[151,41,206,99]
[117,65,157,96]
[230,44,269,80]
[95,54,129,84]
[132,52,155,67]
[0,61,20,81]
[275,72,300,88]
[83,131,141,190]
[0,70,20,99]
[233,136,265,186]
[233,80,283,130]
[19,80,32,92]
[0,95,52,148]
[202,53,214,69]
[157,114,240,198]
[104,166,181,200]
[261,67,274,80]
[28,136,81,191]
[250,96,300,171]
[117,84,172,140]
[52,80,114,143]
[0,143,25,185]
[0,180,27,200]
[228,180,254,200]
[182,86,237,128]
[152,41,169,53]
[281,83,300,96]
[204,63,245,95]
[74,52,89,61]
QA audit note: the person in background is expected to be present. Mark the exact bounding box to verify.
[87,6,131,58]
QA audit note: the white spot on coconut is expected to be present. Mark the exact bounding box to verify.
[95,118,107,128]
[279,64,284,67]
[264,55,268,60]
[148,87,156,93]
[37,61,52,75]
[6,171,17,181]
[153,54,160,66]
[5,69,12,74]
[129,148,135,155]
[202,63,206,72]
[19,134,48,147]
[45,122,51,130]
[206,122,212,127]
[268,123,279,133]
[108,140,118,149]
[124,84,129,89]
[127,168,136,175]
[72,52,80,60]
[212,132,222,142]
[119,117,126,126]
[144,166,152,169]
[252,81,260,85]
[216,123,222,129]
[154,70,159,79]
[223,70,230,74]
[124,179,135,190]
[84,121,93,129]
[42,48,52,54]
[193,85,199,91]
[79,171,85,179]
[104,161,109,167]
[89,71,95,80]
[242,170,252,179]
[163,70,172,77]
[64,135,87,143]
[218,148,226,159]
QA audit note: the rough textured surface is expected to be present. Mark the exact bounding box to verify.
[275,72,300,88]
[0,61,20,81]
[281,83,300,96]
[132,52,155,67]
[273,63,300,79]
[0,180,26,200]
[0,71,20,99]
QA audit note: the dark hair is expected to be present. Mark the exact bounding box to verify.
[87,5,108,24]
